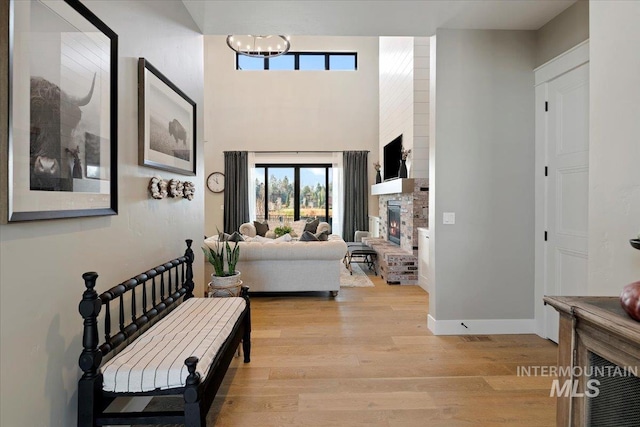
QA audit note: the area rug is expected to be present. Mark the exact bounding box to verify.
[340,261,375,288]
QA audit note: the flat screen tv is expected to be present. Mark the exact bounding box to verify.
[383,134,403,180]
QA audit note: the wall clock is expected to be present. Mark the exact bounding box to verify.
[207,172,225,193]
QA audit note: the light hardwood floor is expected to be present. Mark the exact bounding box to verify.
[209,274,558,426]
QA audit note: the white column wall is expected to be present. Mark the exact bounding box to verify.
[588,1,640,295]
[412,37,430,179]
[430,29,536,330]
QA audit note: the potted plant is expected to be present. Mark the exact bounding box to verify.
[274,225,293,238]
[202,240,242,296]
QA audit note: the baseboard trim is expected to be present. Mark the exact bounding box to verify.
[427,314,536,335]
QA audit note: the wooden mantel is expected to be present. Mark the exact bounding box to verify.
[544,296,640,426]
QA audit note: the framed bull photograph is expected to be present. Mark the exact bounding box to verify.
[0,0,118,223]
[138,58,196,176]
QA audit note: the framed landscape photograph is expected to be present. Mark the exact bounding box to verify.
[138,58,196,176]
[1,0,118,223]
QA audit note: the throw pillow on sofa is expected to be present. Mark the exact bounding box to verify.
[253,221,269,237]
[304,218,320,233]
[226,231,244,242]
[299,231,320,241]
[217,231,245,242]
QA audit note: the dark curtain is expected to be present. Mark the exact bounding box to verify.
[223,151,249,233]
[342,151,369,241]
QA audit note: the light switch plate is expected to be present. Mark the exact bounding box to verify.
[443,212,455,225]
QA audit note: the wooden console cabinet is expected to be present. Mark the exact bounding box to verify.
[544,296,640,426]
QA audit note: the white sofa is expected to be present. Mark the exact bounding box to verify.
[239,220,331,239]
[204,234,347,296]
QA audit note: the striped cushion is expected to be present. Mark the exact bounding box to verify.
[101,297,246,393]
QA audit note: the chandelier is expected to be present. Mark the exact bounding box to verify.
[226,35,290,58]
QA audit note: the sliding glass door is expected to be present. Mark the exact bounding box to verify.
[254,164,332,226]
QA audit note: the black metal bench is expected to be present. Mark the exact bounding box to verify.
[344,242,378,276]
[77,239,251,427]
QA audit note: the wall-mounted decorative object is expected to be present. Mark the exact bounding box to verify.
[148,176,167,199]
[148,177,194,201]
[1,0,118,223]
[168,179,184,198]
[138,58,196,176]
[183,181,195,201]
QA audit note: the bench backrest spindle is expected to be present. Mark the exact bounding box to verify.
[159,267,165,301]
[118,294,125,333]
[180,263,185,291]
[165,262,173,294]
[174,262,179,293]
[152,275,157,306]
[131,283,137,323]
[103,301,111,344]
[142,280,148,315]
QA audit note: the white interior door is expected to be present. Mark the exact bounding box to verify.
[544,63,589,342]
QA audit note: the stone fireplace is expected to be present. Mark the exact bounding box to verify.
[387,201,401,245]
[364,178,428,285]
[377,178,428,254]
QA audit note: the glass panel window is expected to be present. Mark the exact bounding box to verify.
[299,168,327,222]
[237,55,265,70]
[267,168,295,224]
[253,167,265,221]
[329,54,356,71]
[256,164,332,226]
[268,54,295,70]
[299,54,326,70]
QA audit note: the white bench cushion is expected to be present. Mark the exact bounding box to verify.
[101,297,246,393]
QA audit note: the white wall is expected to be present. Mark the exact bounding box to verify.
[430,29,536,327]
[412,37,430,180]
[536,0,589,68]
[203,36,379,234]
[379,37,413,180]
[588,1,640,295]
[0,2,204,425]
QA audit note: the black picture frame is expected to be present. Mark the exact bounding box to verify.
[138,58,196,176]
[1,0,118,223]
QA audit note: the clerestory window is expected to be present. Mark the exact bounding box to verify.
[237,52,357,71]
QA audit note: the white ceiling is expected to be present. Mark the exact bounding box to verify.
[181,0,577,36]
